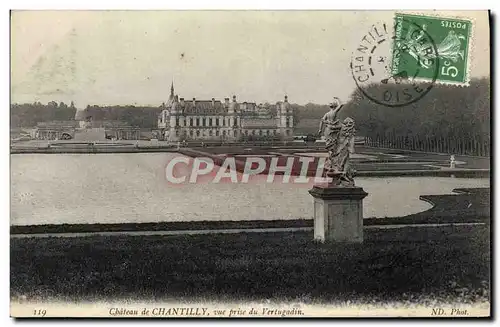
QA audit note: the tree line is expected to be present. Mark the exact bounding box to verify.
[339,77,490,141]
[11,77,489,144]
[80,105,161,128]
[10,103,162,129]
[11,102,299,129]
[11,101,77,128]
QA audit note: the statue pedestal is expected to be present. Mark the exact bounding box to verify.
[308,184,368,243]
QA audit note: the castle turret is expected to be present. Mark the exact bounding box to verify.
[282,95,290,114]
[228,95,238,114]
[278,95,293,139]
[166,81,175,106]
[169,90,179,128]
[170,98,178,114]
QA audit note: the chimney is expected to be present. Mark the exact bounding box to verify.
[232,95,236,102]
[212,98,215,107]
[180,98,185,106]
[224,98,230,106]
[192,98,196,107]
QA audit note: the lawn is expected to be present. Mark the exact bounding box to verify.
[11,224,490,305]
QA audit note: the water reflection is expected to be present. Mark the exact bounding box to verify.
[10,153,490,226]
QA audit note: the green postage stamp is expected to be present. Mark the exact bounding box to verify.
[392,13,472,85]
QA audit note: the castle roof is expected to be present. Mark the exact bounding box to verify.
[184,100,226,114]
[170,99,230,114]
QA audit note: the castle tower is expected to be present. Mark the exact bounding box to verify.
[278,95,293,139]
[228,95,237,114]
[167,81,175,106]
[280,95,289,128]
[158,81,176,130]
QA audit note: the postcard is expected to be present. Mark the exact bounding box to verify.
[10,10,491,318]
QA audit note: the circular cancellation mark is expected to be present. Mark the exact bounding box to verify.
[350,18,439,107]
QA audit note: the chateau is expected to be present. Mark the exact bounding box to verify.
[157,83,294,142]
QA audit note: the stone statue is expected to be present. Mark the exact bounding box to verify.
[318,98,356,186]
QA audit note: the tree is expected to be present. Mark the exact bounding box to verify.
[339,77,490,140]
[291,104,301,126]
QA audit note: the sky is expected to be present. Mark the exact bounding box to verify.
[10,10,490,108]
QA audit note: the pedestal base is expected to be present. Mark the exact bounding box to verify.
[308,185,368,243]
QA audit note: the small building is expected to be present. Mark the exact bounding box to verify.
[99,121,141,140]
[34,119,141,141]
[35,121,78,140]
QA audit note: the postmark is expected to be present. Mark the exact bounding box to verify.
[351,19,439,107]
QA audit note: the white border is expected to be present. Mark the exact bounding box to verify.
[3,0,500,10]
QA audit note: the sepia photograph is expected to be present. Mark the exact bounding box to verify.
[9,9,491,318]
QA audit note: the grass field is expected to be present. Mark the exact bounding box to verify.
[11,224,490,305]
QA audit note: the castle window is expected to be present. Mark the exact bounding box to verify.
[176,130,179,137]
[209,130,213,136]
[286,119,290,128]
[266,130,270,136]
[216,118,219,127]
[196,130,200,137]
[259,130,263,136]
[286,130,290,136]
[183,119,186,126]
[223,130,226,136]
[176,118,179,126]
[202,118,206,127]
[190,130,194,137]
[245,130,248,136]
[190,118,193,126]
[196,118,200,126]
[273,130,277,135]
[216,130,220,136]
[234,130,238,137]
